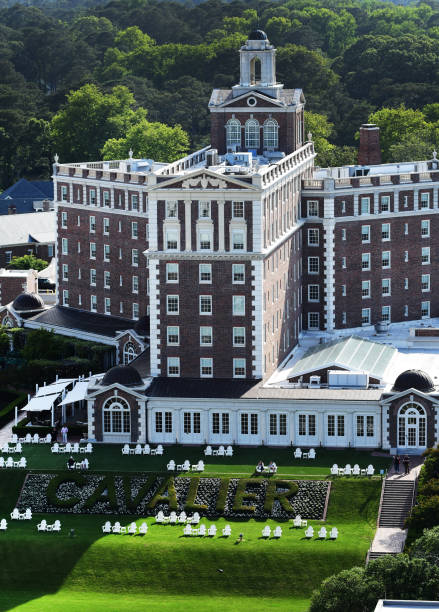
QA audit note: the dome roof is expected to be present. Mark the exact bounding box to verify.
[393,369,435,393]
[101,365,143,388]
[134,315,149,337]
[248,29,267,40]
[12,292,45,312]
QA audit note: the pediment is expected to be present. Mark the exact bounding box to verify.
[86,382,147,401]
[381,387,439,405]
[152,168,256,192]
[222,91,284,109]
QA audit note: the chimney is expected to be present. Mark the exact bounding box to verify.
[42,199,50,211]
[358,123,381,166]
[8,206,16,215]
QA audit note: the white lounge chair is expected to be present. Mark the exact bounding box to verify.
[225,445,233,456]
[0,458,5,468]
[155,445,164,456]
[128,522,137,534]
[262,525,271,538]
[305,526,314,539]
[18,457,27,468]
[135,444,142,455]
[190,512,200,525]
[167,460,176,471]
[352,464,360,476]
[138,522,148,535]
[0,519,7,531]
[192,460,204,472]
[318,527,327,539]
[216,445,225,456]
[222,525,231,537]
[169,512,178,525]
[52,520,61,532]
[204,446,212,456]
[72,443,79,453]
[273,526,282,538]
[198,524,206,536]
[44,434,52,444]
[294,448,302,459]
[208,525,217,537]
[51,443,59,454]
[308,448,316,459]
[10,508,19,520]
[367,465,375,476]
[32,434,39,444]
[112,522,121,534]
[24,433,32,444]
[10,434,17,444]
[2,443,9,453]
[183,524,192,536]
[102,521,111,533]
[37,519,47,532]
[155,511,165,524]
[82,458,89,470]
[329,527,338,539]
[294,515,307,528]
[14,443,22,453]
[344,464,352,476]
[122,444,130,455]
[178,512,187,524]
[330,464,338,476]
[24,508,32,520]
[65,442,72,453]
[6,458,13,468]
[143,444,151,455]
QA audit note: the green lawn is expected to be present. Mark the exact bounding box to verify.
[0,448,386,612]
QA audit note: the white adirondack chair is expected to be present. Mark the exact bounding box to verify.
[44,434,52,444]
[112,522,121,534]
[25,433,32,444]
[329,527,338,539]
[128,522,137,534]
[367,465,375,476]
[51,443,59,454]
[138,522,148,535]
[14,443,22,453]
[225,446,233,456]
[273,526,282,538]
[143,444,151,455]
[344,464,352,476]
[155,511,165,524]
[294,448,302,459]
[167,460,176,471]
[82,458,89,469]
[293,515,302,528]
[178,512,187,524]
[183,524,192,536]
[198,524,206,536]
[222,524,231,537]
[122,444,130,455]
[32,434,39,444]
[6,458,13,468]
[308,448,316,459]
[102,521,111,533]
[318,527,327,539]
[192,460,204,472]
[208,525,217,537]
[10,434,17,444]
[37,519,47,532]
[0,519,7,531]
[24,508,32,520]
[190,512,200,525]
[85,443,92,453]
[330,464,338,476]
[134,444,141,455]
[65,442,72,453]
[352,464,360,476]
[0,458,5,468]
[204,446,212,456]
[169,512,178,525]
[305,526,314,539]
[262,525,271,538]
[155,445,164,455]
[18,458,27,468]
[52,520,61,532]
[10,508,19,520]
[72,443,79,453]
[2,443,9,454]
[217,445,225,456]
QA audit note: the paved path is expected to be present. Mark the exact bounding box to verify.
[0,418,16,446]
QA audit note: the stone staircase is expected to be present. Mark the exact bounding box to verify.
[378,480,415,528]
[367,550,398,562]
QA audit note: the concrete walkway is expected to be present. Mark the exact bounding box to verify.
[0,418,16,446]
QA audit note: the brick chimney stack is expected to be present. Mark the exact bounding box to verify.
[358,123,381,166]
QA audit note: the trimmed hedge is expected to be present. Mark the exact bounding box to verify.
[12,416,52,436]
[47,472,87,508]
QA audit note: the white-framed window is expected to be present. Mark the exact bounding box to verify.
[298,413,316,437]
[132,303,139,320]
[89,189,96,206]
[198,229,212,250]
[123,342,136,364]
[361,225,370,242]
[89,242,96,259]
[308,228,319,246]
[61,211,67,228]
[103,217,109,234]
[362,253,370,270]
[241,412,258,434]
[382,251,391,268]
[382,278,391,296]
[342,284,346,296]
[212,412,230,435]
[404,250,409,263]
[308,312,320,330]
[341,257,347,269]
[360,197,370,215]
[361,308,371,325]
[233,327,245,346]
[131,249,138,266]
[166,201,178,218]
[233,358,246,378]
[104,270,110,288]
[155,411,173,434]
[342,312,347,324]
[232,264,245,284]
[308,256,319,274]
[131,194,139,211]
[231,229,245,251]
[103,191,110,207]
[200,295,212,315]
[167,326,179,345]
[104,244,110,262]
[404,304,408,317]
[167,357,180,377]
[341,228,346,241]
[420,192,430,209]
[422,247,430,264]
[263,118,279,149]
[166,263,179,282]
[62,289,69,306]
[421,219,430,237]
[200,326,212,346]
[404,278,409,290]
[90,269,96,286]
[91,295,97,312]
[403,195,409,208]
[200,358,213,377]
[361,280,370,298]
[380,195,390,212]
[307,201,319,217]
[421,301,430,318]
[404,223,408,235]
[103,397,130,434]
[341,200,346,214]
[199,201,211,219]
[167,295,179,314]
[382,305,391,322]
[232,201,244,218]
[61,185,68,201]
[132,275,138,293]
[131,222,138,239]
[226,118,241,149]
[232,296,245,316]
[421,274,430,292]
[61,238,68,255]
[356,415,374,438]
[308,284,319,302]
[62,263,68,281]
[382,223,390,241]
[245,119,260,149]
[199,264,212,283]
[104,297,111,314]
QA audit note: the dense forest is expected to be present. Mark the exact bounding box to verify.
[2,0,439,188]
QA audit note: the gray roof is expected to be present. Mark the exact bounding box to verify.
[0,211,55,246]
[286,336,396,382]
[209,88,302,107]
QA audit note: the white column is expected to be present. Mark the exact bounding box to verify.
[323,218,335,331]
[353,193,359,216]
[184,200,192,251]
[373,192,379,215]
[218,200,225,251]
[148,200,158,251]
[414,189,419,210]
[96,186,100,207]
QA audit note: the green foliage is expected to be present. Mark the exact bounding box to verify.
[184,477,208,513]
[147,476,178,511]
[7,254,48,271]
[216,477,231,513]
[232,479,258,514]
[46,473,87,508]
[263,480,298,514]
[83,476,118,511]
[410,525,439,566]
[0,331,9,357]
[368,106,429,162]
[0,391,27,428]
[123,474,157,512]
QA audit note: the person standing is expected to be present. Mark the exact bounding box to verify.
[403,455,410,475]
[394,454,400,473]
[61,424,68,443]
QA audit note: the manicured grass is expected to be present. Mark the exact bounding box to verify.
[4,444,392,479]
[0,465,381,612]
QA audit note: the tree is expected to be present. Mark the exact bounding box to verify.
[388,130,437,163]
[102,118,189,163]
[411,525,439,565]
[368,106,428,162]
[305,111,356,167]
[50,84,147,162]
[7,254,48,271]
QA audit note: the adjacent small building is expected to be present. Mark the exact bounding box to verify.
[0,211,55,267]
[0,178,53,215]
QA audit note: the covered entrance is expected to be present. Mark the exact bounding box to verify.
[398,402,426,453]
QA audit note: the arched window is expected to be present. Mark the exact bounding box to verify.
[250,56,261,84]
[398,402,426,448]
[103,397,130,434]
[245,119,260,149]
[123,341,137,365]
[226,119,241,150]
[2,316,13,328]
[263,119,279,150]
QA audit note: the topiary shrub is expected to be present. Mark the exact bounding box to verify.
[46,472,87,508]
[232,478,259,514]
[184,477,208,512]
[263,479,299,514]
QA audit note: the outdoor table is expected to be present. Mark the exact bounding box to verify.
[150,449,157,455]
[46,525,53,531]
[120,526,127,533]
[129,449,136,455]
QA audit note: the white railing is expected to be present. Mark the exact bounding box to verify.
[359,177,372,185]
[334,178,351,188]
[156,146,210,176]
[419,172,431,181]
[380,175,392,184]
[303,179,323,189]
[400,173,412,183]
[258,142,315,187]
